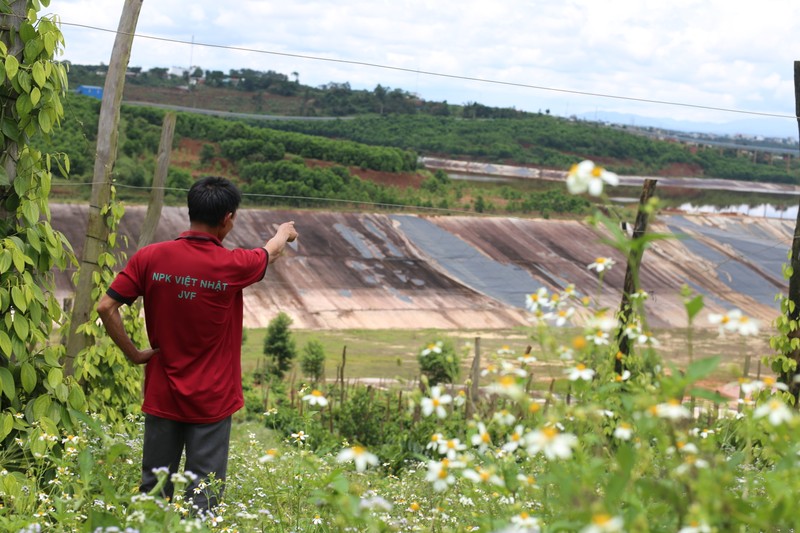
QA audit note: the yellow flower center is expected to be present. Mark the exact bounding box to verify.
[311,390,323,397]
[480,469,491,482]
[481,433,491,443]
[576,363,586,371]
[572,336,587,350]
[529,403,541,413]
[593,513,612,525]
[409,502,420,512]
[721,315,730,324]
[432,398,440,407]
[542,427,558,439]
[591,166,604,177]
[596,257,606,264]
[520,511,530,519]
[499,375,516,387]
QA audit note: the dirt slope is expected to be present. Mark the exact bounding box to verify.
[50,204,788,330]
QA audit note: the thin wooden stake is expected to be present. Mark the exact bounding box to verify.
[615,178,658,375]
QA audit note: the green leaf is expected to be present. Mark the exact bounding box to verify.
[687,387,729,403]
[68,384,86,410]
[684,295,704,321]
[31,396,51,423]
[4,55,19,79]
[684,355,721,383]
[0,413,12,441]
[32,62,46,87]
[0,367,15,401]
[1,117,20,142]
[47,367,62,389]
[13,315,29,342]
[16,69,31,94]
[11,286,27,313]
[0,330,11,358]
[30,86,41,106]
[21,362,36,393]
[605,443,635,505]
[37,109,52,133]
[54,382,68,403]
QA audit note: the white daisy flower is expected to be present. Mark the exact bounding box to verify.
[524,426,578,460]
[588,257,616,273]
[581,513,624,533]
[613,423,633,441]
[421,386,453,418]
[653,400,691,420]
[336,446,379,472]
[421,341,443,356]
[566,363,595,381]
[302,389,329,407]
[754,398,793,426]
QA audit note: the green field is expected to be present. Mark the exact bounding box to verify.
[241,325,773,387]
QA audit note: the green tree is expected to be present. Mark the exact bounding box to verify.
[263,312,296,379]
[200,143,216,165]
[300,339,326,383]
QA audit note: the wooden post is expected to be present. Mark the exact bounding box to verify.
[737,355,751,414]
[138,112,176,249]
[614,178,658,374]
[779,60,800,400]
[64,0,144,375]
[465,336,481,419]
[0,1,26,224]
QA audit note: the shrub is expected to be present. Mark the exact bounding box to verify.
[417,339,461,385]
[300,339,326,383]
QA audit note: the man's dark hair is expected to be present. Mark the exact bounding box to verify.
[187,176,242,227]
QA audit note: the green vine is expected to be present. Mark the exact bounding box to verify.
[0,0,86,468]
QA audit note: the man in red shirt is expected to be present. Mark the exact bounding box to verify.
[97,176,297,512]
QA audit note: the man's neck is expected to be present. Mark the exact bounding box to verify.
[189,223,223,241]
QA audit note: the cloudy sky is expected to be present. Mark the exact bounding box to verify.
[48,0,800,136]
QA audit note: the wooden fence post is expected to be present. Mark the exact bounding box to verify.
[615,178,658,374]
[779,60,800,400]
[465,336,481,419]
[64,0,144,374]
[138,112,177,249]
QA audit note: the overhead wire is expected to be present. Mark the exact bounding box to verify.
[52,18,800,122]
[22,14,800,304]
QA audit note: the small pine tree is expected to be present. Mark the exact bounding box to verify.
[300,339,326,383]
[263,312,297,379]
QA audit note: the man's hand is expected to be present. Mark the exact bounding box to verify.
[130,348,159,365]
[265,221,298,263]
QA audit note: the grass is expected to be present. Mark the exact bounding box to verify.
[242,326,773,390]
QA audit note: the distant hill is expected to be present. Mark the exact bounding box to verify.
[580,111,799,141]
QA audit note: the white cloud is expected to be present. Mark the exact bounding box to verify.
[49,0,800,129]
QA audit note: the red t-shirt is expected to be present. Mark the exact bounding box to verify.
[107,231,268,423]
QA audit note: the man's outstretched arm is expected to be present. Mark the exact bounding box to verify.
[264,221,298,264]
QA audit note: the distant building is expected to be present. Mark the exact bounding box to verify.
[75,85,103,99]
